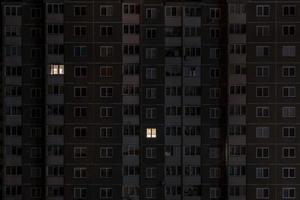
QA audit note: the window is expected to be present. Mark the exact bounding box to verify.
[74,188,87,199]
[74,46,87,57]
[210,88,220,99]
[31,68,41,79]
[185,47,201,56]
[282,147,296,158]
[31,147,41,158]
[5,126,22,136]
[99,127,113,138]
[5,6,22,16]
[73,147,87,158]
[256,167,269,178]
[256,188,270,199]
[256,66,269,77]
[209,167,221,178]
[74,127,87,138]
[47,3,64,14]
[48,24,64,34]
[123,44,139,55]
[100,5,113,16]
[146,108,157,119]
[184,106,201,116]
[185,146,201,156]
[209,108,220,119]
[282,167,296,178]
[5,185,22,196]
[229,145,246,156]
[146,28,157,39]
[229,24,246,34]
[146,128,157,138]
[74,107,87,117]
[31,8,41,18]
[230,44,246,54]
[282,25,296,36]
[185,7,201,17]
[30,167,41,178]
[146,88,156,99]
[74,26,87,36]
[209,147,220,158]
[5,46,20,56]
[48,85,64,96]
[256,147,269,158]
[256,46,270,56]
[210,188,221,199]
[100,168,112,178]
[229,165,246,176]
[100,87,113,97]
[229,4,246,15]
[146,147,156,158]
[100,66,113,78]
[282,66,296,77]
[230,85,246,95]
[123,24,140,34]
[74,87,87,97]
[100,26,113,37]
[146,188,156,199]
[256,87,269,97]
[31,107,42,118]
[282,5,295,16]
[99,147,113,158]
[145,48,157,59]
[210,8,221,19]
[100,107,113,117]
[99,188,113,198]
[123,4,140,14]
[6,166,22,176]
[282,107,296,118]
[282,46,296,57]
[48,44,64,56]
[229,104,246,116]
[282,188,296,199]
[74,6,86,16]
[146,167,157,178]
[210,48,221,59]
[146,8,157,19]
[256,5,270,17]
[210,28,220,39]
[282,87,296,97]
[256,127,270,138]
[145,68,157,79]
[282,127,296,138]
[73,167,87,178]
[5,26,20,37]
[166,6,180,17]
[256,25,270,37]
[256,107,270,117]
[100,46,113,57]
[74,66,87,77]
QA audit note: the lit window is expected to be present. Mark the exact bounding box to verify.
[146,128,157,138]
[50,64,64,75]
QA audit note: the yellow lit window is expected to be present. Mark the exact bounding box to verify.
[50,64,64,75]
[146,128,157,138]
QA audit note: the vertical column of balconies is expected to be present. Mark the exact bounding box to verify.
[227,1,247,199]
[45,1,64,200]
[122,1,141,200]
[181,3,202,200]
[2,2,23,200]
[200,1,228,199]
[164,3,183,200]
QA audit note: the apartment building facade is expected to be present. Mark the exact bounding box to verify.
[1,0,299,200]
